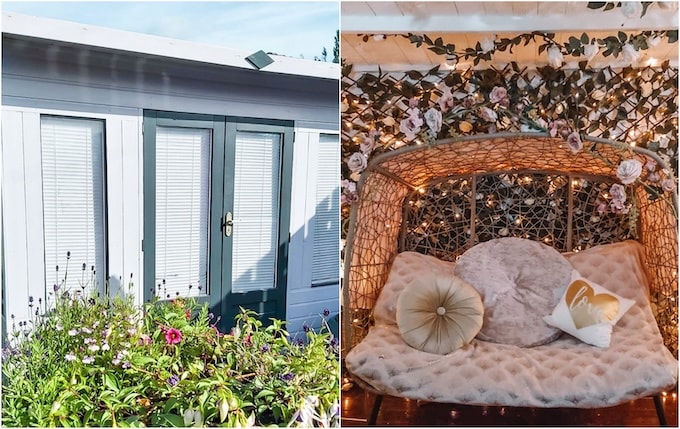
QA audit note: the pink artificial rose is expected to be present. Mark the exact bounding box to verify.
[346,152,367,173]
[661,178,676,192]
[609,183,627,203]
[489,86,509,108]
[399,108,424,140]
[479,106,498,123]
[566,132,583,154]
[438,89,455,112]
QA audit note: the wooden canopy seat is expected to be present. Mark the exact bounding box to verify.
[342,133,678,425]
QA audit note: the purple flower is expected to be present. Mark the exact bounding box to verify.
[323,308,330,317]
[609,184,627,203]
[303,324,311,333]
[261,344,270,353]
[167,375,180,387]
[280,372,294,381]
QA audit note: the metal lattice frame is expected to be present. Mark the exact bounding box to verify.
[342,133,678,356]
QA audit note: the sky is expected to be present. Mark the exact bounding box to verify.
[1,1,339,60]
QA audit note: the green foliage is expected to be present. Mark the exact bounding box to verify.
[2,289,339,427]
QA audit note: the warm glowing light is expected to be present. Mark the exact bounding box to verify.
[418,188,426,194]
[647,57,659,67]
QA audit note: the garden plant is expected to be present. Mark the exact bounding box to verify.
[2,259,339,427]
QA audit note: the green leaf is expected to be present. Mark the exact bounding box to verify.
[255,389,276,400]
[667,30,678,44]
[434,37,443,46]
[154,414,185,427]
[581,32,590,45]
[640,2,652,18]
[587,2,607,9]
[618,31,627,43]
[604,2,616,11]
[103,373,119,392]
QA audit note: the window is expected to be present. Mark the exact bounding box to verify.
[154,126,211,298]
[311,134,340,286]
[40,116,106,294]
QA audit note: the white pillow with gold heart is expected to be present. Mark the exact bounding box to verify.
[543,270,635,347]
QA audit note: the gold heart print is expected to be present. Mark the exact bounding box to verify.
[565,280,620,329]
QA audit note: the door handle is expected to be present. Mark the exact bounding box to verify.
[222,212,234,237]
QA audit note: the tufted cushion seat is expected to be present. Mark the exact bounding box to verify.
[345,241,678,408]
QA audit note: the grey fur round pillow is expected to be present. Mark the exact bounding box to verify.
[454,237,572,347]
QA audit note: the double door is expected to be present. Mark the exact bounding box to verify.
[143,111,293,330]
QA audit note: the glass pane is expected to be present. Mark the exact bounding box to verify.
[231,131,281,292]
[155,126,211,299]
[41,116,106,296]
[312,134,340,284]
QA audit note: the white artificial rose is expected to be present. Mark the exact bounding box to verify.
[616,159,643,184]
[647,35,661,47]
[547,45,564,68]
[479,36,496,54]
[346,152,368,173]
[620,1,642,18]
[621,43,640,66]
[583,43,599,61]
[399,109,424,140]
[424,108,443,134]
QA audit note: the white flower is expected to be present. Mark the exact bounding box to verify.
[640,82,653,98]
[583,43,599,61]
[479,35,496,53]
[479,106,498,123]
[547,45,564,68]
[82,356,94,364]
[424,108,443,134]
[68,329,78,336]
[81,327,93,334]
[64,353,76,362]
[647,35,661,47]
[88,344,100,352]
[616,159,643,184]
[621,1,642,18]
[659,135,670,148]
[621,43,640,66]
[102,343,110,351]
[56,324,63,331]
[346,152,367,173]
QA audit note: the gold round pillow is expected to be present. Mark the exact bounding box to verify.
[396,272,484,355]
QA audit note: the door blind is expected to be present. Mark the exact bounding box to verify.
[311,134,340,284]
[231,131,281,293]
[155,126,211,298]
[41,116,106,296]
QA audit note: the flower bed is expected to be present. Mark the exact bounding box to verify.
[2,286,339,427]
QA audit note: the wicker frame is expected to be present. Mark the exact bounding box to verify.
[342,132,678,357]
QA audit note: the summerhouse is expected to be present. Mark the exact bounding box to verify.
[1,12,340,336]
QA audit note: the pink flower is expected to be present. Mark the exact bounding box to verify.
[549,119,570,138]
[566,132,583,154]
[165,328,182,345]
[408,97,419,108]
[662,178,676,192]
[479,106,498,123]
[489,86,509,108]
[438,89,455,112]
[609,183,627,203]
[346,152,367,173]
[399,109,423,140]
[139,334,152,346]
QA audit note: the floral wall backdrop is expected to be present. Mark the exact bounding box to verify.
[341,28,678,353]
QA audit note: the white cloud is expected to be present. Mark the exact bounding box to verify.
[1,1,339,60]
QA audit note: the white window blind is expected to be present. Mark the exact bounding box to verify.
[41,116,106,296]
[155,126,211,298]
[231,131,281,292]
[311,134,340,284]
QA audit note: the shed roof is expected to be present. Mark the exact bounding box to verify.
[2,11,339,81]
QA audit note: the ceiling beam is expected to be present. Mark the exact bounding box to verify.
[341,10,678,34]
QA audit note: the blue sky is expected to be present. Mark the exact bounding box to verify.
[1,1,339,60]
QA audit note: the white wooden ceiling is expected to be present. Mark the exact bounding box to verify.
[341,1,679,72]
